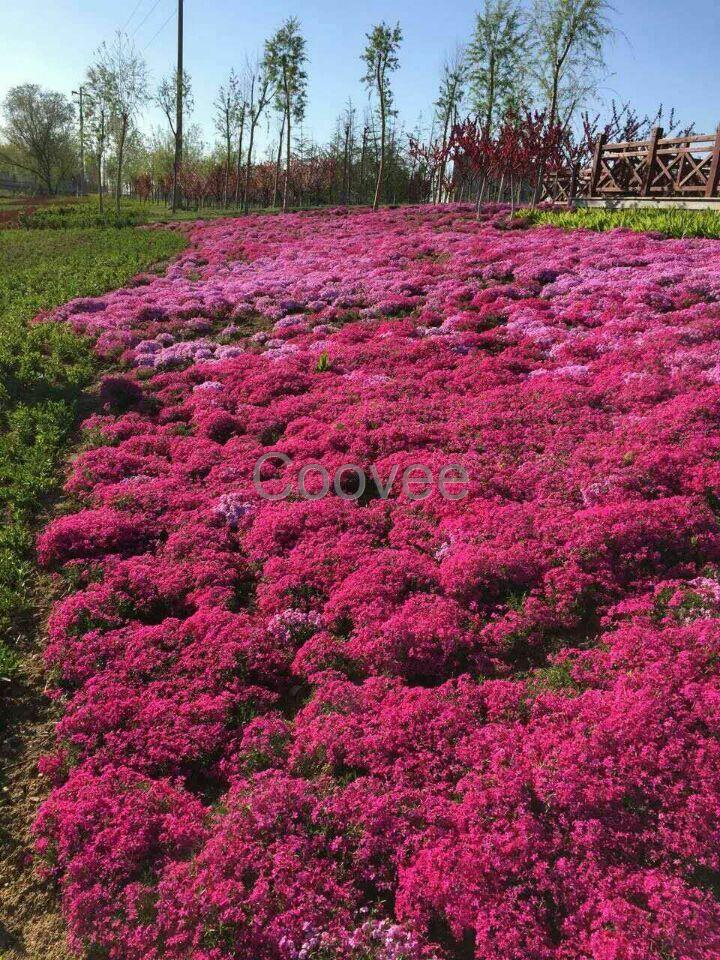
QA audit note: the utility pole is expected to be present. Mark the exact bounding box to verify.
[171,0,183,212]
[72,86,85,197]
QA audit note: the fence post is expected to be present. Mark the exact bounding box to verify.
[642,126,663,196]
[567,162,580,209]
[589,133,607,198]
[706,124,720,198]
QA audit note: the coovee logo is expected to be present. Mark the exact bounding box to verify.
[253,453,469,502]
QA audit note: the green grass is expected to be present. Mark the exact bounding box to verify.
[521,206,720,239]
[10,195,329,230]
[18,202,151,229]
[0,225,186,684]
[11,197,248,229]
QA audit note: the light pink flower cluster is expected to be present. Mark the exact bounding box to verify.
[35,205,720,958]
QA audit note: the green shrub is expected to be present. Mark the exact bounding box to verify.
[17,199,151,230]
[520,206,720,239]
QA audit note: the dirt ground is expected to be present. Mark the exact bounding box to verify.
[0,646,71,960]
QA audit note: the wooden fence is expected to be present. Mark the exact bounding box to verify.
[542,125,720,204]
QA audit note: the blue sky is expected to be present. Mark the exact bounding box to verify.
[1,0,719,152]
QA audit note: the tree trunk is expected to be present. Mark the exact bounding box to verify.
[533,70,560,208]
[115,114,128,216]
[281,69,292,214]
[548,69,559,130]
[346,127,354,201]
[485,53,496,136]
[359,127,368,204]
[234,110,245,208]
[437,98,454,203]
[273,114,285,208]
[98,111,105,213]
[223,119,231,208]
[98,154,104,213]
[244,116,257,214]
[342,126,350,203]
[283,107,291,212]
[372,66,385,211]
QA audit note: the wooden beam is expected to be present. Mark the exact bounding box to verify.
[558,125,720,202]
[705,124,720,198]
[589,133,607,198]
[642,126,663,196]
[567,162,579,209]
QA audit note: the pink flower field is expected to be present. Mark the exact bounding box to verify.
[34,204,720,959]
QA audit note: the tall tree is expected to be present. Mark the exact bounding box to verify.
[0,84,76,194]
[233,99,247,208]
[242,55,273,213]
[337,99,356,203]
[214,70,243,207]
[264,17,308,212]
[155,70,193,144]
[530,0,614,130]
[358,117,370,204]
[83,80,112,210]
[272,114,286,208]
[361,21,403,211]
[154,69,193,208]
[530,0,613,203]
[467,0,527,135]
[434,49,466,201]
[88,32,148,214]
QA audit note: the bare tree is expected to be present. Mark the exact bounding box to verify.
[233,100,247,208]
[358,118,370,204]
[214,70,243,207]
[88,32,148,214]
[362,21,403,210]
[339,99,356,203]
[434,49,466,201]
[242,56,273,212]
[0,84,76,194]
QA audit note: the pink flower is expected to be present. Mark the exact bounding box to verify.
[35,205,720,958]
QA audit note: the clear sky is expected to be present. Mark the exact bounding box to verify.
[1,0,719,152]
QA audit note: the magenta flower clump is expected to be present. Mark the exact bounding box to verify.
[35,205,720,959]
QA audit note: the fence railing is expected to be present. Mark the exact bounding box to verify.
[542,125,720,204]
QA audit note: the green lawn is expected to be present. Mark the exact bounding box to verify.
[521,206,720,239]
[11,196,325,230]
[0,226,186,683]
[10,197,253,229]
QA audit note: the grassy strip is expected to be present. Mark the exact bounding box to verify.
[0,226,186,684]
[10,197,255,229]
[520,206,720,239]
[9,196,340,230]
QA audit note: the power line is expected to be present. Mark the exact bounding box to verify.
[143,8,175,50]
[131,0,164,38]
[120,0,146,34]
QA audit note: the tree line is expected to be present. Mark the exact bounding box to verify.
[0,0,691,213]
